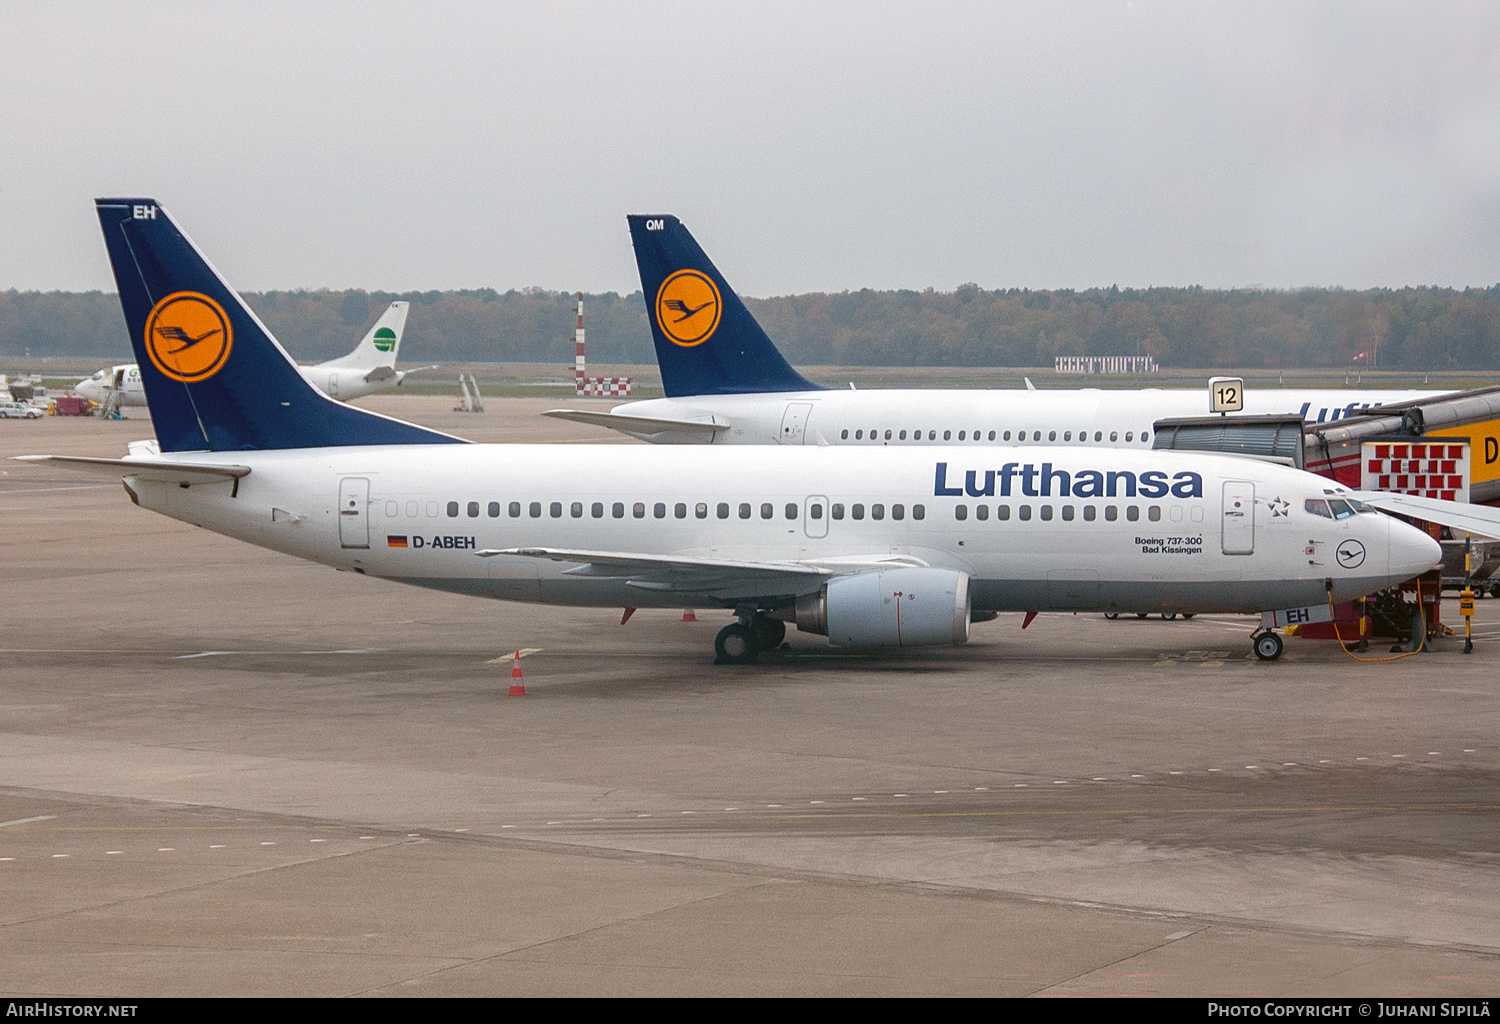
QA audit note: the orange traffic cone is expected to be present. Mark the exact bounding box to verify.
[508,650,527,696]
[682,609,697,622]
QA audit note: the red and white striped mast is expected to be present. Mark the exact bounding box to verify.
[573,291,587,396]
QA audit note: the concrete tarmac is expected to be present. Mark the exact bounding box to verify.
[1,398,1497,996]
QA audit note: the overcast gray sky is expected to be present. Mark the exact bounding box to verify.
[2,1,1497,295]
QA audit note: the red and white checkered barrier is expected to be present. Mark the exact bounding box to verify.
[1362,441,1469,502]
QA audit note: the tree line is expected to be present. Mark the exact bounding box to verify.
[3,283,1499,370]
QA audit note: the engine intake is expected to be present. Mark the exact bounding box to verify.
[795,567,971,648]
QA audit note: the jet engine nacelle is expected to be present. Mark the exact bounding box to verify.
[795,567,971,648]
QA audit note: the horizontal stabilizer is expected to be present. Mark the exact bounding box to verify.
[542,409,730,443]
[12,455,250,485]
[1352,490,1500,541]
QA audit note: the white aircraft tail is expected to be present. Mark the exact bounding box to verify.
[318,301,409,371]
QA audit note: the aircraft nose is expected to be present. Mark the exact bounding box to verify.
[1387,516,1442,580]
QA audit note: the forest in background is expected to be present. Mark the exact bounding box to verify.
[3,283,1499,370]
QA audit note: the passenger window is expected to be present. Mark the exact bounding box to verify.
[1110,432,1118,442]
[1126,432,1134,442]
[760,503,773,520]
[855,430,863,440]
[784,503,797,519]
[1041,505,1054,521]
[488,501,500,518]
[653,502,666,519]
[739,502,752,519]
[1148,505,1161,521]
[987,430,995,440]
[1170,505,1183,522]
[591,502,603,518]
[1126,505,1140,521]
[1305,499,1333,518]
[406,501,418,517]
[891,504,904,520]
[997,504,1011,520]
[1141,432,1150,443]
[975,504,989,521]
[674,502,687,519]
[1062,505,1074,521]
[509,501,522,518]
[467,501,479,518]
[550,502,563,518]
[571,502,583,518]
[943,430,951,440]
[1048,431,1056,441]
[899,430,907,440]
[841,429,848,439]
[529,501,542,518]
[632,502,645,519]
[871,504,885,520]
[447,501,459,518]
[1093,431,1101,441]
[1083,505,1096,521]
[852,504,866,520]
[717,502,730,519]
[884,429,892,440]
[697,503,709,519]
[612,502,625,518]
[385,500,398,516]
[832,503,845,520]
[1019,505,1032,521]
[810,503,823,519]
[1032,431,1041,441]
[927,431,936,440]
[1328,499,1355,519]
[427,501,438,517]
[1003,431,1011,441]
[955,504,968,521]
[1064,432,1072,442]
[1105,505,1117,521]
[959,431,966,441]
[913,504,925,520]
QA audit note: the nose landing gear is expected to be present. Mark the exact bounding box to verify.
[1251,629,1284,661]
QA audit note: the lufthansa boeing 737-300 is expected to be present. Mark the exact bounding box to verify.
[18,199,1468,665]
[544,216,1450,448]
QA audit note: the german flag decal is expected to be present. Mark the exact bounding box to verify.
[387,535,409,548]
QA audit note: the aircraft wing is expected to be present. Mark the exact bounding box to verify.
[477,546,828,598]
[11,455,250,485]
[1351,490,1500,541]
[543,409,730,444]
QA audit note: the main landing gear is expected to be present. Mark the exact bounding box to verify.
[1251,629,1284,661]
[714,613,787,665]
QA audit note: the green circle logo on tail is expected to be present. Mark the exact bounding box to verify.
[373,327,397,352]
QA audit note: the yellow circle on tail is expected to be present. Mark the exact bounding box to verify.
[655,270,722,347]
[144,292,233,383]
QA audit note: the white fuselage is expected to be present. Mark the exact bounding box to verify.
[121,443,1438,619]
[75,362,403,407]
[607,387,1450,446]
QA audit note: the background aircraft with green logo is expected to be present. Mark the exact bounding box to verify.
[75,300,431,407]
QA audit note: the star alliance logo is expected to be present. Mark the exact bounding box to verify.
[1268,496,1290,517]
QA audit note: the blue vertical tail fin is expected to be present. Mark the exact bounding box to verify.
[95,198,463,452]
[627,215,822,397]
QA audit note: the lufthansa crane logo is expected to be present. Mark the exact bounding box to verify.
[144,292,233,383]
[1336,539,1367,569]
[655,269,722,347]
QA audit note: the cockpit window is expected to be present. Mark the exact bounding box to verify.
[1327,498,1355,519]
[1348,498,1377,514]
[1304,499,1333,518]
